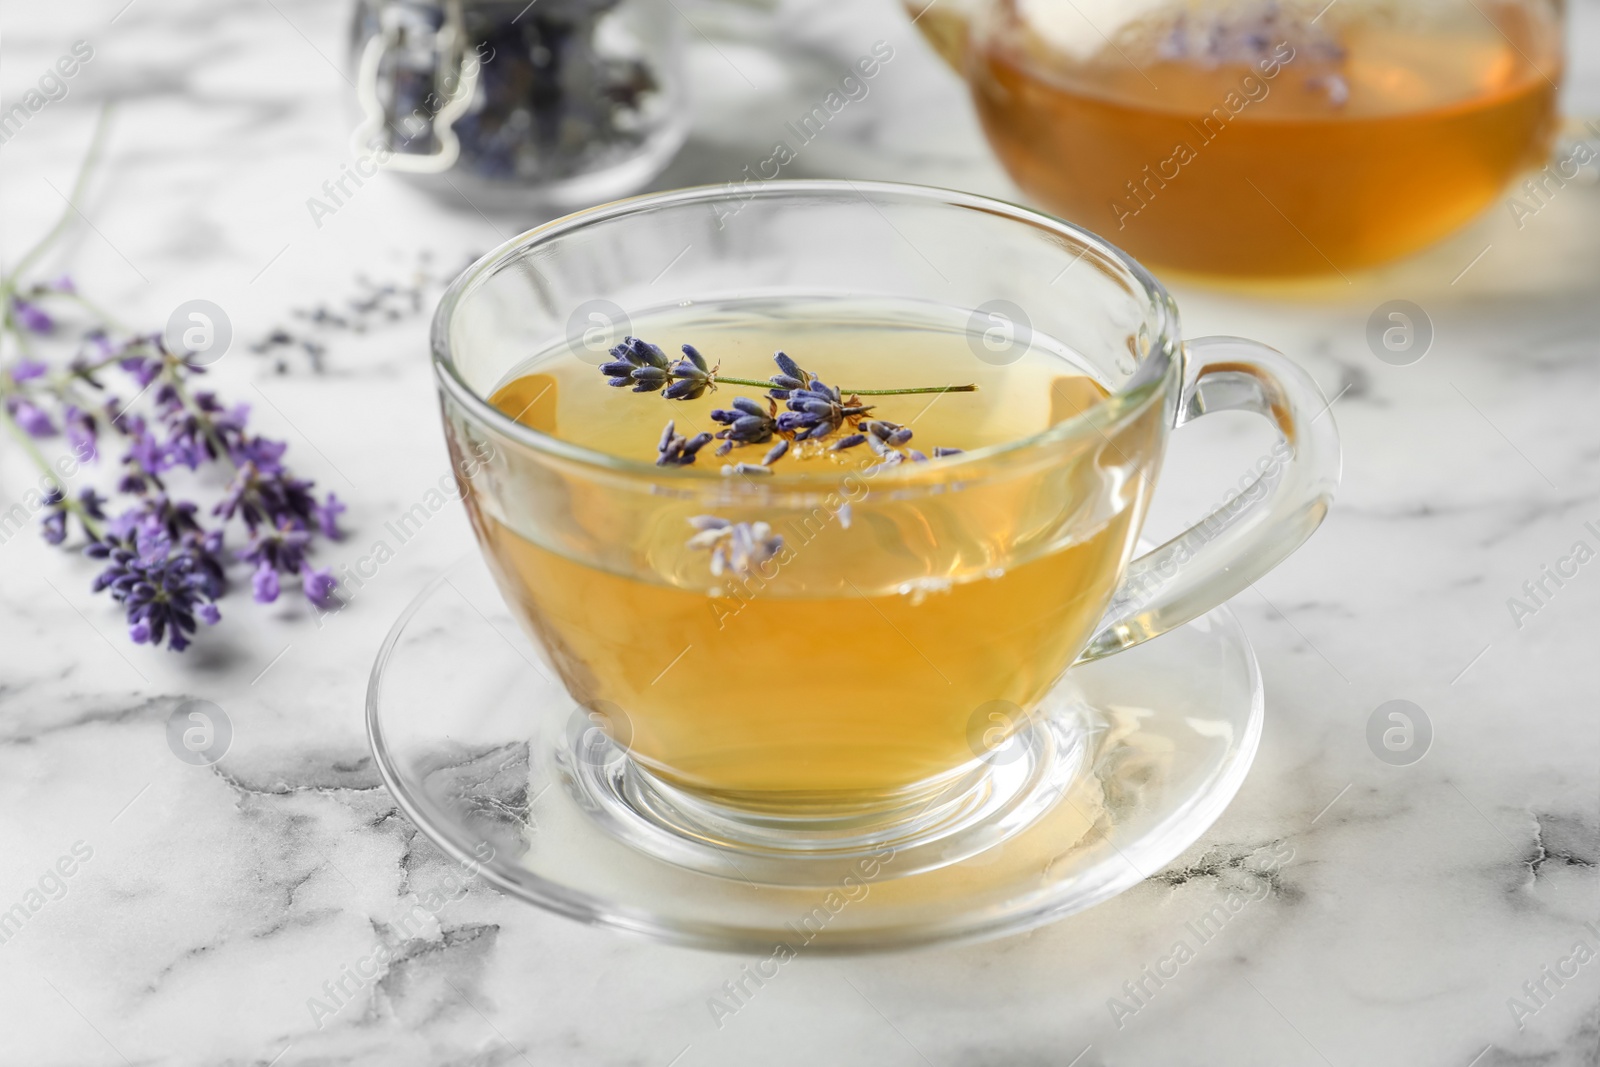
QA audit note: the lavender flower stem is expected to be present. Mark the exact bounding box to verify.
[57,291,133,335]
[3,313,39,359]
[0,107,112,304]
[836,384,977,396]
[706,374,975,396]
[56,346,145,384]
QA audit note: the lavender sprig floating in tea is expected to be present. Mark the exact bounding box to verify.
[606,338,970,470]
[599,337,975,399]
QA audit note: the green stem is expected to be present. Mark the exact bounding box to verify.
[709,374,976,396]
[0,397,105,541]
[3,308,38,361]
[53,290,133,335]
[840,384,977,396]
[0,106,113,303]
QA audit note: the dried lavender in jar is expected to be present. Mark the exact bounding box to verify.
[351,0,684,195]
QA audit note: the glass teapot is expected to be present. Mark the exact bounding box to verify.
[905,0,1569,277]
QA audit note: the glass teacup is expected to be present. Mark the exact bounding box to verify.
[431,181,1339,869]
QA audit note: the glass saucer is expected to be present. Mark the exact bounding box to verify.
[366,550,1263,953]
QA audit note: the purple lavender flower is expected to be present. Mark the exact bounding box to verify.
[11,298,53,334]
[156,388,239,470]
[136,493,206,543]
[774,376,870,442]
[662,344,713,401]
[231,434,287,473]
[216,460,321,533]
[313,493,346,539]
[10,359,48,382]
[767,352,809,395]
[85,529,219,651]
[600,336,673,392]
[629,365,670,391]
[251,561,281,604]
[118,352,162,388]
[63,404,98,460]
[40,497,69,546]
[7,396,57,437]
[238,521,313,579]
[122,417,170,477]
[39,488,105,546]
[300,564,337,607]
[709,396,777,446]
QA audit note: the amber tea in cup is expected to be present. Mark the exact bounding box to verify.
[480,299,1152,807]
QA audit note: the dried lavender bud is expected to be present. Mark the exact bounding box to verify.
[773,352,807,383]
[663,344,713,400]
[761,439,788,465]
[710,399,777,444]
[685,518,783,577]
[932,447,964,458]
[864,419,913,446]
[630,365,669,392]
[862,454,904,476]
[831,434,867,451]
[775,376,870,442]
[722,463,771,477]
[907,449,928,462]
[656,420,712,466]
[612,336,670,369]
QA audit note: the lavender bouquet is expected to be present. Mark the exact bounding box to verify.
[0,115,343,651]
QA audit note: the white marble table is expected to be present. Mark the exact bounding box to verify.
[2,1,1598,1064]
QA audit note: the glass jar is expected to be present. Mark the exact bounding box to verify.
[349,0,688,210]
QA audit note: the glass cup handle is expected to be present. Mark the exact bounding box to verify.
[1077,336,1342,663]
